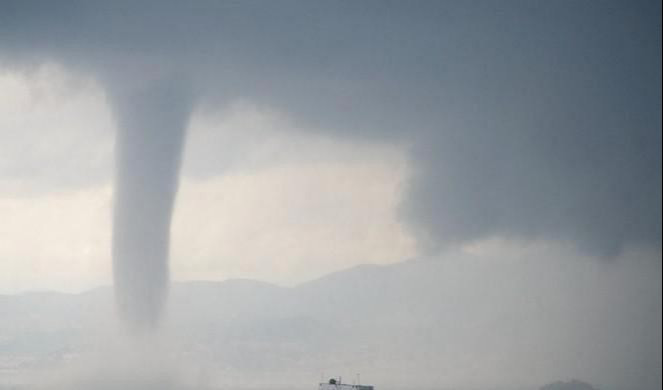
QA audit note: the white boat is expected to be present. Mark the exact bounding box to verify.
[319,377,374,390]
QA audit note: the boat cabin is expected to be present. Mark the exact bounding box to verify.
[319,378,374,390]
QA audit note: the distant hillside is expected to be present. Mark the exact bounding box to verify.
[0,256,660,389]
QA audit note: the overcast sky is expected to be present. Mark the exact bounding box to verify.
[0,63,416,291]
[0,0,660,293]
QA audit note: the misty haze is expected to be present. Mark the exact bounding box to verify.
[0,1,660,390]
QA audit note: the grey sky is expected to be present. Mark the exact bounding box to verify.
[0,2,661,389]
[1,0,660,256]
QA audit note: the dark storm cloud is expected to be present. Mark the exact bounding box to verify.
[1,0,660,256]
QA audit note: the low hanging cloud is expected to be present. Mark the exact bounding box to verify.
[1,0,660,256]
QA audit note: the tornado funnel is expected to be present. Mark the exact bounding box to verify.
[109,77,192,332]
